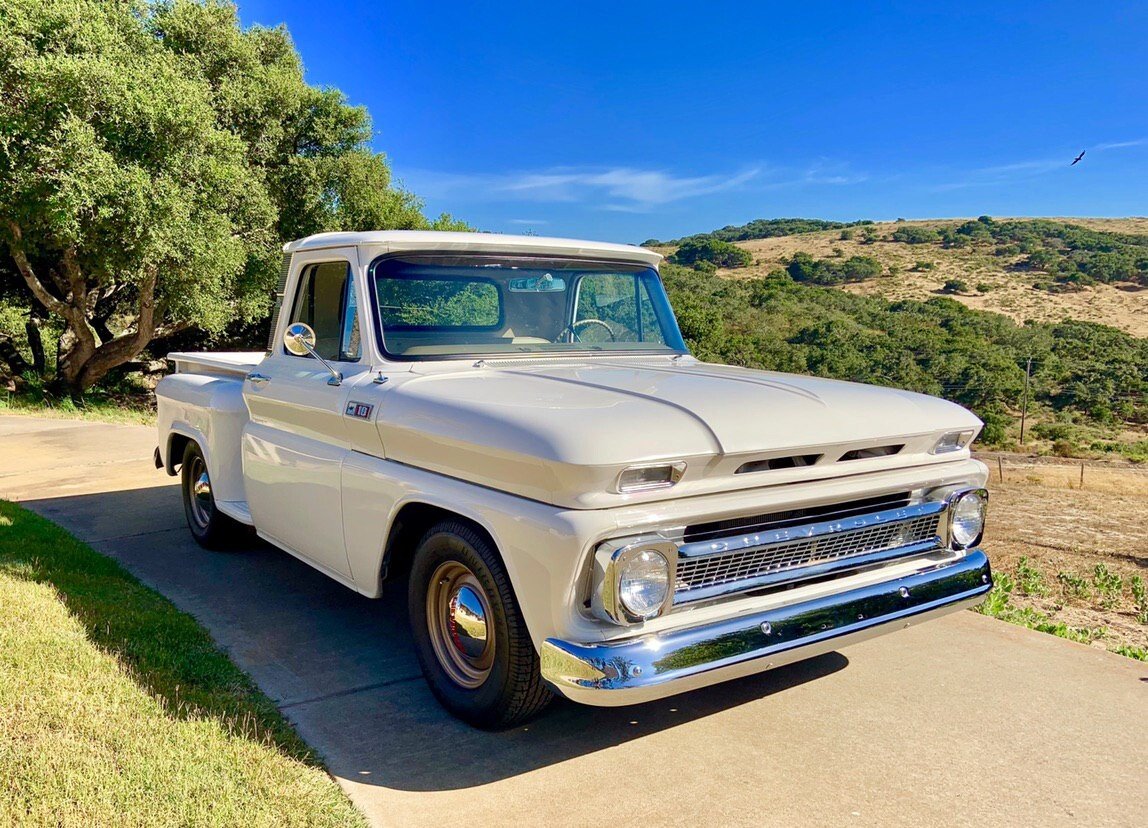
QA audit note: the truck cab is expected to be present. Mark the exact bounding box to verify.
[156,230,991,728]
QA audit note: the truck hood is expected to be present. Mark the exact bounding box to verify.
[375,358,982,509]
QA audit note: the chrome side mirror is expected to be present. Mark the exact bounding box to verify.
[283,322,343,386]
[283,322,316,356]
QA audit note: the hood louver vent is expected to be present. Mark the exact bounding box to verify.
[735,454,821,474]
[838,444,904,462]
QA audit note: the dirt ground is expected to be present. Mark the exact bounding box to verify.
[982,460,1148,655]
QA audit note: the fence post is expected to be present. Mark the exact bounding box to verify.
[1080,462,1084,489]
[998,456,1004,483]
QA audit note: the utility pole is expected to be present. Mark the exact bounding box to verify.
[1019,356,1032,446]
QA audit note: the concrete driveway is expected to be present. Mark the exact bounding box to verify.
[2,413,1144,827]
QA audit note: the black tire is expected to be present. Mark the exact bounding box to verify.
[180,441,244,550]
[408,520,552,729]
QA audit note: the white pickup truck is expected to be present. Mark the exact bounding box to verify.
[156,230,992,728]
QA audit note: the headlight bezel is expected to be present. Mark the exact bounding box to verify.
[943,487,988,549]
[591,537,678,625]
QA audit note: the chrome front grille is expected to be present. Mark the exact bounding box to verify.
[673,500,945,604]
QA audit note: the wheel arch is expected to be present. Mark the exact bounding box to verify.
[380,501,503,588]
[165,424,206,476]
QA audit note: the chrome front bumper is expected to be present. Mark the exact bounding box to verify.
[541,549,992,706]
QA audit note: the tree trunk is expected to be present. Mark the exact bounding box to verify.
[25,306,46,374]
[0,334,32,378]
[6,221,172,398]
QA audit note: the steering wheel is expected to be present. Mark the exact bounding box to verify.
[560,318,617,343]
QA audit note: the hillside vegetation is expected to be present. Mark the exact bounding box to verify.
[668,217,1148,337]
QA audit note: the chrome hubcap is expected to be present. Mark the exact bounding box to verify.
[427,562,494,688]
[187,457,213,529]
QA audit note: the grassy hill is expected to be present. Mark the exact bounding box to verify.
[652,217,1148,460]
[654,217,1148,337]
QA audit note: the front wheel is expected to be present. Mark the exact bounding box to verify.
[408,521,552,728]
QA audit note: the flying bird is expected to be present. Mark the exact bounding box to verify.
[1070,150,1086,166]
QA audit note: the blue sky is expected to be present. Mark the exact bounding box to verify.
[238,1,1148,243]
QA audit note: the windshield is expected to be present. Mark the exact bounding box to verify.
[369,254,688,359]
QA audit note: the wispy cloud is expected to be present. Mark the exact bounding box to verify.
[932,138,1148,191]
[402,161,866,213]
[507,218,549,225]
[1094,138,1148,151]
[405,165,761,210]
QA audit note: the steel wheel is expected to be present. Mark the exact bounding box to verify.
[179,441,244,550]
[187,454,214,531]
[425,561,495,689]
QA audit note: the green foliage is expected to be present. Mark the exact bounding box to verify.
[0,0,464,394]
[912,260,935,271]
[1112,644,1148,661]
[785,252,882,285]
[891,226,940,244]
[662,218,872,246]
[1130,575,1147,625]
[941,279,969,294]
[881,218,1148,291]
[1091,564,1123,610]
[1057,571,1090,601]
[977,568,1107,648]
[1015,557,1048,597]
[670,237,753,269]
[977,572,1014,617]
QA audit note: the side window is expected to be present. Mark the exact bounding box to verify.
[286,261,360,361]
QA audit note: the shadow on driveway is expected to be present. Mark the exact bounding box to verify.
[25,484,849,792]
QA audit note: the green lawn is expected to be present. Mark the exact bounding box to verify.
[0,501,365,827]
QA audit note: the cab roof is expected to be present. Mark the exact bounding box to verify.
[282,230,662,267]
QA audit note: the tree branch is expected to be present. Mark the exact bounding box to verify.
[6,221,70,317]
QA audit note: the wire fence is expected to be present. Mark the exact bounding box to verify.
[977,453,1148,491]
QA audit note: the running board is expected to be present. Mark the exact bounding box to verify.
[216,500,254,526]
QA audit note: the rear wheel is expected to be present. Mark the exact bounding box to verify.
[180,442,244,550]
[408,520,552,729]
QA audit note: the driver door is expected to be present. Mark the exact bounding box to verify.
[243,247,368,580]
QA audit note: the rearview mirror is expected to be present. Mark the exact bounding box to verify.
[509,273,566,292]
[283,322,316,356]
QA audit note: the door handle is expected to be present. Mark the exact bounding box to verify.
[246,372,271,385]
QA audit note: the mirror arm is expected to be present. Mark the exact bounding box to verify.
[292,334,343,386]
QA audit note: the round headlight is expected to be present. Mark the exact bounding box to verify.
[618,549,670,619]
[950,490,986,548]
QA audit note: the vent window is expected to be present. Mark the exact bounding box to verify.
[838,444,904,462]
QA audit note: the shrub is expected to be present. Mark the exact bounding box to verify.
[670,237,753,269]
[892,226,940,244]
[1092,564,1123,609]
[941,279,969,294]
[911,260,935,271]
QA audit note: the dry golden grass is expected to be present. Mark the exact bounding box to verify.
[985,456,1148,496]
[982,470,1148,657]
[712,218,1148,337]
